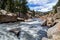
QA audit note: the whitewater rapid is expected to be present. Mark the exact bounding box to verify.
[0,18,48,40]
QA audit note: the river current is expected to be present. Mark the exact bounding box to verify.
[0,18,48,40]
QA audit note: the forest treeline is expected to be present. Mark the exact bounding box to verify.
[0,0,60,14]
[0,0,29,14]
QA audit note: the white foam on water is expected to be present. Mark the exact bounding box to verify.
[0,18,48,40]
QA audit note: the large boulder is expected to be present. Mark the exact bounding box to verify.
[46,17,55,27]
[41,16,55,27]
[54,19,60,23]
[40,15,56,27]
[42,37,52,40]
[0,10,7,15]
[54,13,60,19]
[0,12,17,22]
[47,32,60,40]
[40,16,47,26]
[0,15,17,22]
[52,32,60,40]
[17,17,25,21]
[47,22,60,38]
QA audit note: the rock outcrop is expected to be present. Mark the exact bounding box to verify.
[40,16,47,26]
[46,17,55,27]
[52,32,60,40]
[40,16,55,27]
[42,37,52,40]
[0,10,7,15]
[40,13,60,27]
[0,10,17,22]
[47,22,60,38]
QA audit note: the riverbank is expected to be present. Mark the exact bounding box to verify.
[0,10,30,23]
[40,11,60,40]
[39,13,60,27]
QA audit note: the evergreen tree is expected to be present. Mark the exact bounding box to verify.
[14,0,21,12]
[5,0,15,12]
[56,0,60,6]
[0,0,7,9]
[53,0,60,13]
[32,10,35,17]
[19,0,29,14]
[0,0,29,13]
[0,0,2,8]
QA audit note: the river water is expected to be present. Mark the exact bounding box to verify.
[0,18,48,40]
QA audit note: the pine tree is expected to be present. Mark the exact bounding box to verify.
[56,0,60,6]
[5,0,15,12]
[14,0,21,12]
[0,0,15,12]
[0,0,7,9]
[0,0,2,8]
[32,10,35,17]
[53,0,60,13]
[0,0,29,13]
[19,0,29,14]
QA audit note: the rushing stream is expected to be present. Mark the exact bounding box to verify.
[0,18,48,40]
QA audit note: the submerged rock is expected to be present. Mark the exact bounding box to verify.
[9,28,21,37]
